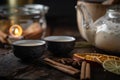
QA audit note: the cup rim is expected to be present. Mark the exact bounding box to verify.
[43,36,76,42]
[12,40,46,46]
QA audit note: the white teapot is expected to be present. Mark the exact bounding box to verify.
[76,4,120,53]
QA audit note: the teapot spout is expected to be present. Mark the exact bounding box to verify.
[76,4,94,43]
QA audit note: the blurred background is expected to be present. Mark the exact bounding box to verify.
[0,0,77,26]
[34,0,77,26]
[0,0,80,41]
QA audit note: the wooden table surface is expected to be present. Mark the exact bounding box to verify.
[0,45,120,80]
[0,24,120,80]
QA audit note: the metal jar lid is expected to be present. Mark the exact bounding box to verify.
[0,4,49,16]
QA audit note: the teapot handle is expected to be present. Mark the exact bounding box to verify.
[75,3,93,29]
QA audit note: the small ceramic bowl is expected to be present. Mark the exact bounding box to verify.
[12,40,46,61]
[44,36,76,57]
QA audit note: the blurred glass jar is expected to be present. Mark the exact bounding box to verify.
[0,4,49,39]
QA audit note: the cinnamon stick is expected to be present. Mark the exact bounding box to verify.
[44,58,80,75]
[80,61,87,80]
[85,63,91,80]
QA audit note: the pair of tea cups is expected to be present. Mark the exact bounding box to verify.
[12,36,76,61]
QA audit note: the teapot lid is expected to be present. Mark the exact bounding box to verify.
[78,0,105,3]
[108,5,120,11]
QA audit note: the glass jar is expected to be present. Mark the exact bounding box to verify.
[0,4,49,39]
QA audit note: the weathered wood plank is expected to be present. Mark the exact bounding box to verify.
[0,46,120,80]
[0,52,28,77]
[0,50,80,80]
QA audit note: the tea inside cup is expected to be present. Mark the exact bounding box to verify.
[12,40,46,61]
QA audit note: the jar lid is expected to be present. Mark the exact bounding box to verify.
[23,4,49,15]
[0,4,49,16]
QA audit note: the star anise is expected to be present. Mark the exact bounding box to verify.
[55,58,83,68]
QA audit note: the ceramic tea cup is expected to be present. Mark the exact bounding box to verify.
[44,36,76,57]
[12,40,46,61]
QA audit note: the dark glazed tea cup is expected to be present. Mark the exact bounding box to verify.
[12,40,46,61]
[44,36,76,57]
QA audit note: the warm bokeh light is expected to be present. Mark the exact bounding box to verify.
[14,28,19,35]
[9,24,23,38]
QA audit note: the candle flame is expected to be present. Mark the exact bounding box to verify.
[14,28,19,35]
[9,24,23,38]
